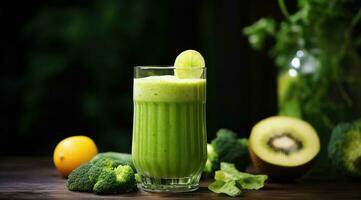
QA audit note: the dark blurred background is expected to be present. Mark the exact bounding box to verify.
[0,0,287,156]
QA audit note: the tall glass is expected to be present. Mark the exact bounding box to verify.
[132,66,207,192]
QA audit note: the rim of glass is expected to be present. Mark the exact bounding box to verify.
[134,66,205,70]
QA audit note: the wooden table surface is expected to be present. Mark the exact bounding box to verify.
[0,157,361,199]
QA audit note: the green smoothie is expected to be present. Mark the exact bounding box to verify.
[132,75,207,179]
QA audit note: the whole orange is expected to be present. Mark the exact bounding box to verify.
[53,136,98,177]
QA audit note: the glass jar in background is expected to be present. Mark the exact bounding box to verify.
[277,49,361,164]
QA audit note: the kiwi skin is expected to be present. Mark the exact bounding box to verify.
[249,145,317,182]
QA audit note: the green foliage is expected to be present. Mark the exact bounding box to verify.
[66,163,94,192]
[242,18,276,50]
[328,120,361,177]
[243,0,361,163]
[208,162,267,197]
[21,0,170,152]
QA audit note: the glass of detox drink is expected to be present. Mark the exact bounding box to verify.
[132,50,207,192]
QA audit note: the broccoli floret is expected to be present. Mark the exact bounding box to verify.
[212,129,250,170]
[90,152,136,171]
[93,168,118,194]
[328,120,361,177]
[66,157,138,194]
[88,158,121,184]
[66,163,93,192]
[204,144,219,176]
[211,129,250,171]
[114,165,137,192]
[93,165,136,194]
[134,173,142,183]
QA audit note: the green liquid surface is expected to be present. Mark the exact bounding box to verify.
[132,75,207,178]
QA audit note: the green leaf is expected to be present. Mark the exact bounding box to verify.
[208,180,243,197]
[243,18,276,50]
[236,175,268,190]
[215,163,268,190]
[209,162,267,197]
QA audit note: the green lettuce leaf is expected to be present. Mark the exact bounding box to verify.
[215,162,268,190]
[208,180,243,197]
[208,162,268,197]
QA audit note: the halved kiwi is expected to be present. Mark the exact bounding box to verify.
[249,116,320,181]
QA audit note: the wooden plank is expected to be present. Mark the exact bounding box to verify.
[0,157,360,199]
